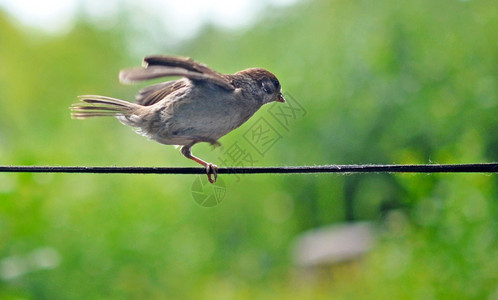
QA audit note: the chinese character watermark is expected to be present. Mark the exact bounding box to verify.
[268,92,307,131]
[243,117,282,156]
[191,91,306,206]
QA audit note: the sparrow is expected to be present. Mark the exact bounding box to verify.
[70,55,285,183]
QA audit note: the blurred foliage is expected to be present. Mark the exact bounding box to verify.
[0,0,497,299]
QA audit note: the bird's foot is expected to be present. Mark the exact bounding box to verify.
[206,163,218,183]
[210,140,222,150]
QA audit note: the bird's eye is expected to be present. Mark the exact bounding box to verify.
[262,82,272,94]
[272,78,280,89]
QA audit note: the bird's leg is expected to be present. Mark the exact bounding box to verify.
[181,144,218,183]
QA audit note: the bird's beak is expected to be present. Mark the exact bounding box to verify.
[275,92,286,103]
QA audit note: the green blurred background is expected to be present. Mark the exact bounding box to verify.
[0,0,497,299]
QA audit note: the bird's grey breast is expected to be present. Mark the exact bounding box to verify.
[165,82,261,141]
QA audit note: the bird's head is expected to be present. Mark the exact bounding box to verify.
[236,68,286,104]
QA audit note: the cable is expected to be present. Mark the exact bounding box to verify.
[0,163,496,174]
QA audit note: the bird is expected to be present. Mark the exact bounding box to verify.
[70,55,285,183]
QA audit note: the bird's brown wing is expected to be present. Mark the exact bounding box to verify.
[119,55,235,92]
[133,80,188,106]
[143,55,217,75]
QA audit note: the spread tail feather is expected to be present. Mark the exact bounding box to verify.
[70,95,139,119]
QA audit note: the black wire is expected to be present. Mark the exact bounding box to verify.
[0,163,496,174]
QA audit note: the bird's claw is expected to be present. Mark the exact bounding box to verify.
[206,163,218,183]
[210,140,222,150]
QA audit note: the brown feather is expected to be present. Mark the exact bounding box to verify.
[135,80,188,106]
[119,55,235,91]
